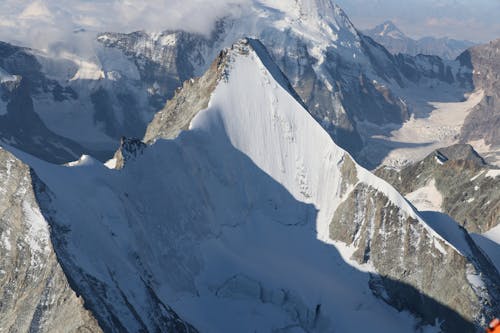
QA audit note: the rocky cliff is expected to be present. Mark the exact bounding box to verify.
[0,147,101,332]
[376,144,500,233]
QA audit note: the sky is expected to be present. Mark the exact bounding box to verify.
[0,0,498,51]
[336,0,500,42]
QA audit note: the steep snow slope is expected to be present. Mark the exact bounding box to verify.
[472,225,500,274]
[0,0,484,168]
[6,39,495,332]
[100,0,464,163]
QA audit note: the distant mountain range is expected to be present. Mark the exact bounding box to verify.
[363,20,476,60]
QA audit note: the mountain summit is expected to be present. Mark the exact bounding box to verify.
[2,38,496,332]
[369,20,407,39]
[364,20,475,59]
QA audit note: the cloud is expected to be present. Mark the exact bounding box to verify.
[0,0,249,51]
[1,0,498,52]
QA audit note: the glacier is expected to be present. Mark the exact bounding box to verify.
[3,38,496,332]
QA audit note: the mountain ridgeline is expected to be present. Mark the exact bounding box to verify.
[3,0,498,169]
[0,1,498,332]
[363,21,476,60]
[0,37,497,332]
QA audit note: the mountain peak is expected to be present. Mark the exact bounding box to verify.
[257,0,358,39]
[369,20,407,39]
[144,37,306,143]
[434,143,486,166]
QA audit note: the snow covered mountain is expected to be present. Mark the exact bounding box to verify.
[3,38,499,332]
[97,0,490,169]
[363,21,476,60]
[0,35,162,163]
[0,0,496,172]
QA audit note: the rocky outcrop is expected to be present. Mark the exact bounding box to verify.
[143,47,226,143]
[0,147,101,332]
[112,137,147,169]
[330,183,500,332]
[99,3,465,162]
[376,144,500,233]
[141,39,500,331]
[458,39,500,151]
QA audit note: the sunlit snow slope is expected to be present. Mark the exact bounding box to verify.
[11,39,497,332]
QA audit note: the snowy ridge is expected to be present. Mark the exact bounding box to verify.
[190,38,458,254]
[5,37,494,332]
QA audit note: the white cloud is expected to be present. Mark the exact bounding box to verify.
[1,0,498,51]
[0,0,249,51]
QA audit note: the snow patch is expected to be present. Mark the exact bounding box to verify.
[22,201,50,265]
[434,155,445,165]
[471,224,500,274]
[483,224,500,245]
[104,158,117,169]
[485,169,500,178]
[466,272,486,290]
[66,155,98,167]
[405,179,443,212]
[1,229,11,252]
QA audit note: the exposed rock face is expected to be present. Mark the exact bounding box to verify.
[1,2,493,169]
[363,21,475,60]
[0,37,496,332]
[97,28,224,103]
[140,39,500,331]
[330,183,499,332]
[376,144,500,233]
[0,147,101,332]
[113,137,147,169]
[458,39,500,154]
[435,144,486,165]
[143,48,226,143]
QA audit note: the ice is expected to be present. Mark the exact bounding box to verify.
[4,39,456,332]
[405,179,443,212]
[471,224,500,273]
[485,169,500,178]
